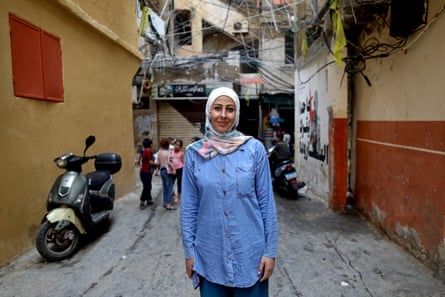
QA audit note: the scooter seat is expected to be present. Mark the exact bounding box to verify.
[86,170,111,190]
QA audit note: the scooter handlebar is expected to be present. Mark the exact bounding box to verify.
[55,154,96,171]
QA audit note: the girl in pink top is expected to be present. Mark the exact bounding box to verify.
[170,139,184,203]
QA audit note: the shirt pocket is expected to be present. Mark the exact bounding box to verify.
[236,165,255,198]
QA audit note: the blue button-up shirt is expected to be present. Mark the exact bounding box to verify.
[180,138,278,288]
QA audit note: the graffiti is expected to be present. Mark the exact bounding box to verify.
[299,88,328,162]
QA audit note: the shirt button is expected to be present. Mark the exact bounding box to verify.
[222,169,225,174]
[226,233,230,238]
[228,256,232,260]
[223,190,226,195]
[224,211,228,216]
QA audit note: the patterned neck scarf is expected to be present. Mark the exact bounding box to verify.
[188,87,252,159]
[189,130,252,160]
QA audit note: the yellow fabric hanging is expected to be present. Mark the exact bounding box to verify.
[330,0,346,66]
[139,6,151,37]
[300,30,309,59]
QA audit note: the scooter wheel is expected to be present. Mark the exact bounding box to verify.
[36,220,80,262]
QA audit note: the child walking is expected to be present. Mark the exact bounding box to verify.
[170,139,184,204]
[139,138,154,210]
[157,138,176,210]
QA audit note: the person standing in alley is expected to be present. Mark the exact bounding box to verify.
[170,139,184,204]
[281,128,291,146]
[167,137,177,198]
[157,137,176,210]
[281,128,293,159]
[138,138,154,210]
[180,87,278,296]
[268,133,290,174]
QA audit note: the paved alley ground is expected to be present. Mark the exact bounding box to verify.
[0,172,444,297]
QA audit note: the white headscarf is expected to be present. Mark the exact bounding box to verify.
[205,87,240,137]
[188,87,252,159]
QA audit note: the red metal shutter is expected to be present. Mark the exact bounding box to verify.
[42,31,64,101]
[9,14,45,99]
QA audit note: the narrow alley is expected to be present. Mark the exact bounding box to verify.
[0,172,444,297]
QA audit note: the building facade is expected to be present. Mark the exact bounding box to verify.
[294,0,445,277]
[0,0,140,265]
[133,0,296,149]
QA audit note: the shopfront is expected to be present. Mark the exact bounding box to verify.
[261,92,295,145]
[153,82,261,145]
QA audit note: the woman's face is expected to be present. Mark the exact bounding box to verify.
[209,96,236,134]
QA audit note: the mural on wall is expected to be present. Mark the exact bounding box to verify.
[298,86,328,162]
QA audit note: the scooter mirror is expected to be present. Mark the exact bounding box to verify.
[84,135,96,155]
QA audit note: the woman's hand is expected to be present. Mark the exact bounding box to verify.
[185,258,195,278]
[258,256,275,282]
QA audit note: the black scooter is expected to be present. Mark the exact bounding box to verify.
[268,146,307,198]
[36,135,121,261]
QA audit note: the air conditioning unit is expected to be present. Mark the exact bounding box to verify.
[232,20,249,33]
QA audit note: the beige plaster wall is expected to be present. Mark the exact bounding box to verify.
[350,0,445,200]
[63,0,137,44]
[350,0,445,271]
[353,1,445,122]
[0,0,140,265]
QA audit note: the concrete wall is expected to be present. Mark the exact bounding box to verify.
[0,0,140,265]
[173,0,246,56]
[260,33,295,90]
[134,109,158,153]
[295,45,348,207]
[351,0,445,273]
[295,50,330,197]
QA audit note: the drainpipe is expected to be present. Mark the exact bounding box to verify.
[346,68,355,210]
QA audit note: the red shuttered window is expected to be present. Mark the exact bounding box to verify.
[9,14,64,102]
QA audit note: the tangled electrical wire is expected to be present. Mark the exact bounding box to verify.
[299,2,445,87]
[341,36,406,86]
[299,18,409,87]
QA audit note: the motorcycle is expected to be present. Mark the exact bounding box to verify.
[36,135,122,261]
[268,146,307,198]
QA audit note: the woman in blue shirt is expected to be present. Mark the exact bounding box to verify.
[180,87,278,296]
